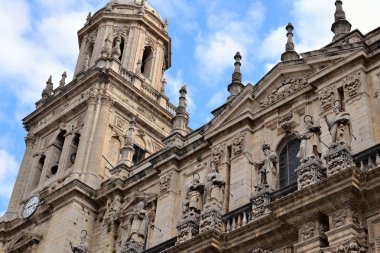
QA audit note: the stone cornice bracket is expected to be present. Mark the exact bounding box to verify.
[331,0,352,42]
[281,23,300,62]
[25,133,37,145]
[228,52,244,102]
[98,69,111,85]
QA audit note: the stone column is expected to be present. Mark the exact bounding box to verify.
[152,170,178,246]
[6,134,36,218]
[71,93,98,181]
[85,93,113,188]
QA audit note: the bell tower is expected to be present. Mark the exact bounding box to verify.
[2,0,180,239]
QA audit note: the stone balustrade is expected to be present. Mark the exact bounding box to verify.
[223,203,252,232]
[354,143,380,172]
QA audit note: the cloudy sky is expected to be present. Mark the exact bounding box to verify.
[0,0,379,215]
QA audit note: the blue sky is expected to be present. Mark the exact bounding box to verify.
[0,0,379,215]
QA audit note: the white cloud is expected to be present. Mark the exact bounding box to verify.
[164,70,197,115]
[194,1,265,84]
[258,27,285,62]
[206,91,228,109]
[0,149,19,210]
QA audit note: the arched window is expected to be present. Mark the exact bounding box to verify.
[141,46,154,78]
[279,138,301,188]
[46,130,66,178]
[66,133,80,169]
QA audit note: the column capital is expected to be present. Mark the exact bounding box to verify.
[25,134,36,145]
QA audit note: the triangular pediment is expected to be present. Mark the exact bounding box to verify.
[121,191,157,214]
[201,85,255,139]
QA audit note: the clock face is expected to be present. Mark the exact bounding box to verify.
[22,196,40,218]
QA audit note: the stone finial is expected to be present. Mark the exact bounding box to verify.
[331,0,351,41]
[117,117,137,168]
[172,85,189,136]
[161,78,167,93]
[42,75,54,100]
[138,0,146,15]
[281,23,300,62]
[59,71,67,87]
[227,52,244,101]
[164,18,169,34]
[85,12,92,25]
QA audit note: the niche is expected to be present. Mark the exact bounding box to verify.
[141,46,154,78]
[31,155,45,190]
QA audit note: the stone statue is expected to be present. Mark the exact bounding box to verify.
[253,144,278,190]
[69,230,88,253]
[324,102,353,145]
[204,163,225,204]
[186,174,204,213]
[125,202,148,246]
[292,115,322,160]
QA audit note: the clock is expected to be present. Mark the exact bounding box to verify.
[22,196,40,218]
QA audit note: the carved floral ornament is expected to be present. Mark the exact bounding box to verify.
[113,26,129,38]
[232,132,246,156]
[332,209,348,228]
[319,86,336,110]
[259,76,308,108]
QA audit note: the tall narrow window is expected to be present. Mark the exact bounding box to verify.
[132,145,146,164]
[279,139,301,188]
[141,46,154,78]
[31,155,45,190]
[119,38,125,61]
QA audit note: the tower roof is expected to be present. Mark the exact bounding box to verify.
[108,0,162,20]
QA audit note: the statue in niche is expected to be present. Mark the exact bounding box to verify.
[324,101,353,145]
[253,144,278,190]
[204,162,225,204]
[292,115,322,160]
[69,230,88,253]
[124,202,149,247]
[185,173,204,213]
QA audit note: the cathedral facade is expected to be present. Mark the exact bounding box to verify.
[1,0,380,252]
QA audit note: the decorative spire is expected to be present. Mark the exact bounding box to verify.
[281,23,300,62]
[227,52,244,102]
[331,0,351,41]
[59,71,67,87]
[42,76,54,100]
[172,85,189,136]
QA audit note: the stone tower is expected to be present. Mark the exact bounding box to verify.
[1,1,185,251]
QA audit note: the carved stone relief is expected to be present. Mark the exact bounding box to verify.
[113,26,129,38]
[159,172,172,193]
[331,209,348,228]
[212,143,225,165]
[278,111,293,133]
[319,86,335,110]
[343,72,361,97]
[232,132,246,156]
[300,222,316,241]
[259,76,308,108]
